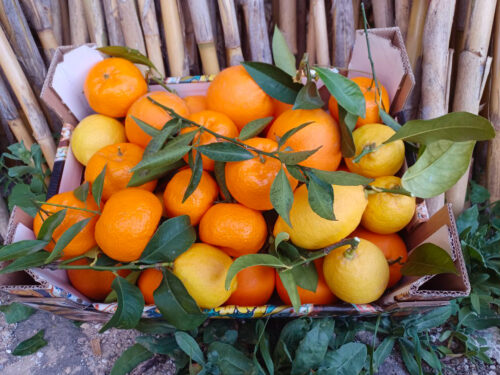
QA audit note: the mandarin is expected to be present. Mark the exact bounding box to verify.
[184,95,207,114]
[225,265,275,306]
[137,268,164,305]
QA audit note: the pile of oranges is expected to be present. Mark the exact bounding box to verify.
[34,57,415,308]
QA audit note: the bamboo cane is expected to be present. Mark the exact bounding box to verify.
[311,0,330,66]
[50,0,63,45]
[218,0,244,66]
[68,0,89,45]
[446,0,497,215]
[352,0,360,29]
[208,0,226,71]
[395,0,411,41]
[160,0,189,77]
[372,0,395,28]
[59,0,71,45]
[306,0,316,65]
[241,0,272,63]
[0,195,8,243]
[0,26,55,168]
[83,0,108,47]
[138,0,166,77]
[181,1,201,74]
[279,0,297,54]
[331,0,355,69]
[103,0,125,46]
[420,0,456,216]
[297,0,307,58]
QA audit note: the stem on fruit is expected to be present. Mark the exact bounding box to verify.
[291,238,360,267]
[342,237,360,259]
[353,143,380,163]
[53,261,174,271]
[34,201,101,215]
[365,185,413,197]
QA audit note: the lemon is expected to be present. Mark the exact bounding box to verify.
[345,123,405,178]
[173,243,237,309]
[71,114,126,165]
[361,176,416,234]
[273,184,367,249]
[323,239,389,304]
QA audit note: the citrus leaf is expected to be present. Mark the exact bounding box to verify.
[175,331,205,365]
[278,122,314,148]
[309,169,373,186]
[109,344,153,375]
[104,271,141,303]
[242,62,302,104]
[0,303,35,324]
[290,259,318,292]
[272,25,296,76]
[270,167,294,227]
[214,161,234,202]
[225,254,286,290]
[197,142,254,162]
[45,217,93,263]
[183,151,203,202]
[274,232,290,251]
[36,209,66,242]
[0,252,50,274]
[402,140,475,198]
[144,119,180,157]
[401,243,458,276]
[207,341,256,374]
[278,270,301,311]
[338,106,357,157]
[286,164,307,182]
[313,67,366,118]
[98,46,157,70]
[12,330,47,356]
[73,181,89,202]
[278,147,321,165]
[128,159,185,187]
[306,175,335,221]
[0,240,49,262]
[239,117,273,141]
[379,109,401,131]
[91,165,106,208]
[385,112,495,144]
[131,116,160,137]
[293,82,324,110]
[132,145,191,173]
[140,216,196,264]
[317,342,367,375]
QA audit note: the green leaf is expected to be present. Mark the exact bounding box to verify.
[306,176,335,221]
[73,182,90,202]
[313,67,366,118]
[225,254,286,290]
[310,169,373,186]
[135,319,176,334]
[183,151,203,202]
[469,180,490,204]
[104,271,141,303]
[402,140,475,198]
[278,270,301,311]
[272,25,296,76]
[144,119,180,157]
[385,112,495,144]
[402,305,452,332]
[12,330,47,356]
[399,339,420,375]
[242,61,303,104]
[293,82,324,110]
[401,243,458,276]
[239,117,273,141]
[278,147,321,165]
[214,161,234,202]
[0,240,49,262]
[207,341,256,375]
[100,277,145,333]
[274,319,310,368]
[45,217,93,263]
[98,46,157,70]
[317,342,367,375]
[128,159,185,187]
[379,109,401,131]
[131,116,160,137]
[153,269,206,330]
[278,122,313,149]
[0,303,35,324]
[175,331,205,364]
[135,335,179,354]
[8,184,45,217]
[91,165,106,208]
[337,106,357,157]
[274,232,290,251]
[197,142,254,162]
[132,139,192,172]
[285,164,307,182]
[0,251,50,274]
[203,320,238,345]
[254,320,273,375]
[140,216,196,264]
[270,167,294,227]
[290,258,318,292]
[109,344,153,375]
[373,337,395,371]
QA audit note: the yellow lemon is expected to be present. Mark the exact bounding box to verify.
[71,114,126,165]
[273,184,367,249]
[323,239,389,304]
[345,123,405,178]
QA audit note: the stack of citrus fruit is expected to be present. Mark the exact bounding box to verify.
[36,58,415,309]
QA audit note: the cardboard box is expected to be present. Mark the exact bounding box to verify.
[0,28,470,321]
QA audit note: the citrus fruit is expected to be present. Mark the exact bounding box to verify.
[95,188,162,262]
[181,110,239,171]
[173,243,237,309]
[225,265,275,306]
[125,91,190,148]
[137,268,163,305]
[199,203,267,257]
[352,227,407,288]
[275,259,336,305]
[225,137,298,210]
[84,142,157,201]
[71,114,126,166]
[84,57,147,118]
[163,168,218,225]
[33,191,99,259]
[272,97,293,117]
[328,77,390,128]
[267,109,342,171]
[323,238,389,304]
[345,123,405,178]
[273,184,367,249]
[206,65,274,130]
[67,259,130,301]
[184,95,207,114]
[361,176,416,234]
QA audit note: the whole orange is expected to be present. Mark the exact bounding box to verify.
[267,109,342,171]
[84,143,157,201]
[95,188,162,262]
[181,110,239,171]
[199,203,267,257]
[225,266,275,306]
[206,65,274,130]
[275,259,336,305]
[33,192,99,259]
[163,168,218,225]
[125,91,190,148]
[84,58,147,118]
[137,268,163,305]
[225,137,298,210]
[351,227,407,288]
[184,95,207,114]
[328,77,390,128]
[67,259,130,301]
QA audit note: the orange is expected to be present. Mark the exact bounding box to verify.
[95,188,162,262]
[225,266,275,306]
[125,91,190,148]
[206,65,274,130]
[181,110,239,171]
[33,192,99,259]
[184,95,207,114]
[163,168,218,225]
[137,268,163,305]
[67,259,130,301]
[84,57,147,118]
[352,227,407,288]
[84,142,157,201]
[225,137,298,210]
[328,77,390,128]
[272,98,293,117]
[276,259,336,305]
[267,109,342,171]
[199,203,267,257]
